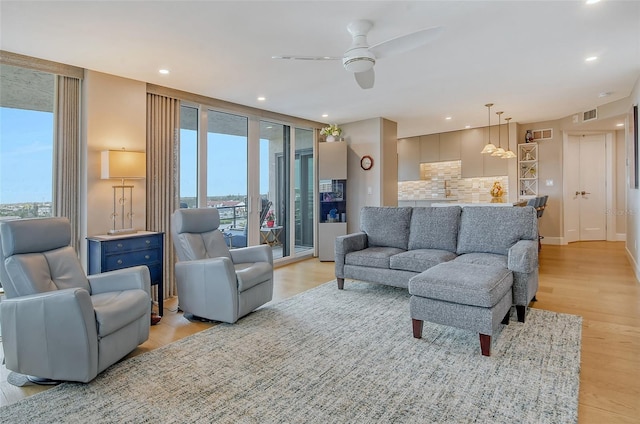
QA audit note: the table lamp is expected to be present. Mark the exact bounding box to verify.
[101,149,146,235]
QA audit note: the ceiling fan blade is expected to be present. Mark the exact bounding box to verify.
[369,26,443,59]
[271,55,341,61]
[354,68,375,89]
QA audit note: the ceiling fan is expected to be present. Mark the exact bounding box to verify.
[272,20,443,90]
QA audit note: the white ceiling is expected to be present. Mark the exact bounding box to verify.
[1,1,639,137]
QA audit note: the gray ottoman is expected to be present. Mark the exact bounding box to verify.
[409,262,513,356]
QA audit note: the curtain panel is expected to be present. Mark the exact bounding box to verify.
[146,93,180,304]
[53,75,81,249]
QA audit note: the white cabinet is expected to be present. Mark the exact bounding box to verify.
[518,143,538,199]
[397,137,421,181]
[439,131,461,161]
[460,128,484,178]
[420,134,439,162]
[318,141,347,261]
[419,132,461,163]
[319,141,347,180]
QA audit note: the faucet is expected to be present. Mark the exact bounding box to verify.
[444,180,451,197]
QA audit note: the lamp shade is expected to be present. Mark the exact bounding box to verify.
[101,150,146,179]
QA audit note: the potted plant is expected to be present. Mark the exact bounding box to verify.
[320,124,342,142]
[265,210,275,227]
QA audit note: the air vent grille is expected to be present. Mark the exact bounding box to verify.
[583,108,598,122]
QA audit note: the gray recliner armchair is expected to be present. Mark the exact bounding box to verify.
[0,217,151,383]
[171,208,274,323]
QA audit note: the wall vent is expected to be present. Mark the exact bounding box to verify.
[583,108,598,122]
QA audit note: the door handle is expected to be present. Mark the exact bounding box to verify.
[581,191,591,196]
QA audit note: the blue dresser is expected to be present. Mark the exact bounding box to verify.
[87,231,164,316]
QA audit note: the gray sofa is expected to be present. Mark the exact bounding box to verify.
[335,206,539,322]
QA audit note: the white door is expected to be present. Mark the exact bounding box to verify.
[565,134,607,242]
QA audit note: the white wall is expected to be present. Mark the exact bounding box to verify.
[342,117,398,231]
[626,76,640,282]
[80,71,147,266]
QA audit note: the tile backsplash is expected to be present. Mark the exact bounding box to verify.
[398,160,508,202]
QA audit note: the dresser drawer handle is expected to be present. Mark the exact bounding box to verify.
[117,259,123,265]
[145,255,150,260]
[145,240,151,245]
[117,243,123,248]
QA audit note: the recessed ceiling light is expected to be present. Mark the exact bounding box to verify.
[257,96,266,101]
[598,91,612,98]
[585,56,598,62]
[445,116,452,120]
[159,69,170,75]
[322,114,329,118]
[616,123,624,127]
[586,0,600,5]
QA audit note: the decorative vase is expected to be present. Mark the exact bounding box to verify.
[326,135,335,142]
[267,220,274,228]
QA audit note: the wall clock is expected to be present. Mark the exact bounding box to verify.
[360,155,374,171]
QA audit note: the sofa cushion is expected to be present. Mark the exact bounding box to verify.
[452,252,508,268]
[390,249,457,273]
[345,247,406,269]
[456,206,538,256]
[360,207,413,250]
[408,206,461,252]
[409,263,513,308]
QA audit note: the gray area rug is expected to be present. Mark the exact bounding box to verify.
[0,281,581,423]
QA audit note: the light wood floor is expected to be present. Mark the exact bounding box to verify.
[1,242,639,423]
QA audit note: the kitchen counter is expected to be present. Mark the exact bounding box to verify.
[433,200,527,207]
[398,198,457,207]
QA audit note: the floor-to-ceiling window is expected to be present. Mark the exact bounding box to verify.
[179,104,198,208]
[207,111,248,245]
[178,100,316,262]
[0,64,55,218]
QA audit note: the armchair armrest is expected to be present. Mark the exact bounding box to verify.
[230,244,273,265]
[508,240,539,273]
[88,265,151,296]
[335,232,368,278]
[1,288,99,382]
[174,257,239,322]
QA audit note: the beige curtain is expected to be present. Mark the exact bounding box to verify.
[53,75,81,249]
[146,93,180,302]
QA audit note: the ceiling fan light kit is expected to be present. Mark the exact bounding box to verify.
[273,19,443,90]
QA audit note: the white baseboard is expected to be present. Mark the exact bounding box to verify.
[626,248,640,283]
[541,236,563,245]
[616,233,627,241]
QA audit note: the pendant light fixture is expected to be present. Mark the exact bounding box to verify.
[502,117,517,159]
[491,111,506,157]
[480,103,497,154]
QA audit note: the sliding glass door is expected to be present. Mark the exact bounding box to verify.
[260,121,290,259]
[294,128,314,253]
[179,103,315,260]
[207,111,248,239]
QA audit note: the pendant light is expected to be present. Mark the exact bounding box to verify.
[502,117,517,159]
[491,111,506,157]
[480,103,497,154]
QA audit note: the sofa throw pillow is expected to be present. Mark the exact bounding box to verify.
[360,207,413,250]
[456,206,538,256]
[408,206,461,252]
